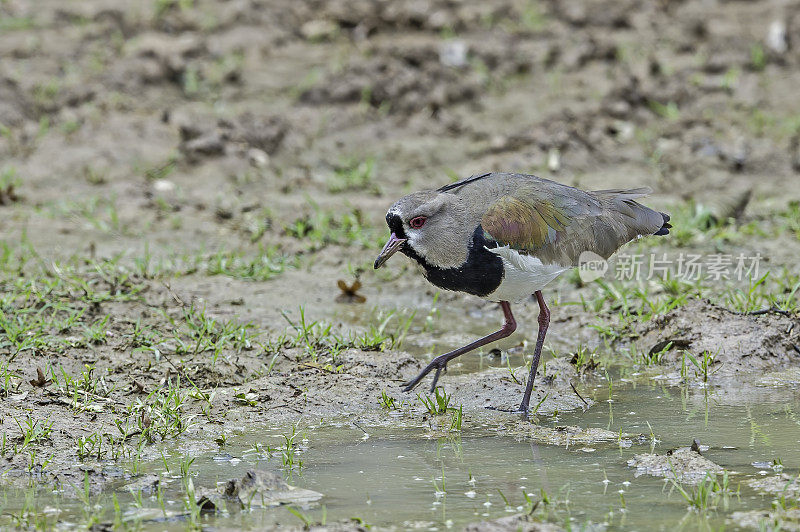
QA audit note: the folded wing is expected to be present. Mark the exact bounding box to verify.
[481,184,665,266]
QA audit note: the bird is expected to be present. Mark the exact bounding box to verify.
[373,172,670,416]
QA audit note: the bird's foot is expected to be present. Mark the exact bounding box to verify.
[517,401,532,420]
[485,405,531,420]
[402,358,449,393]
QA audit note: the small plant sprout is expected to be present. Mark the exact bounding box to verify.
[644,341,672,366]
[379,390,397,410]
[328,156,378,194]
[531,393,549,416]
[684,349,721,383]
[570,344,599,372]
[286,506,313,528]
[418,388,451,415]
[417,388,465,431]
[281,425,305,476]
[449,405,463,431]
[669,471,734,512]
[605,370,614,402]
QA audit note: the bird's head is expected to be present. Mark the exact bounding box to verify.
[374,190,472,270]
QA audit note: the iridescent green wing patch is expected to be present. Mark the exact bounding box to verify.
[482,195,571,250]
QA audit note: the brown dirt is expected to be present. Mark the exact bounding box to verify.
[630,299,800,380]
[1,0,800,527]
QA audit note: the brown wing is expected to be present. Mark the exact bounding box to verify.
[480,184,663,265]
[482,195,573,249]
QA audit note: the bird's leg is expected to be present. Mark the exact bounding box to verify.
[519,291,550,417]
[402,301,517,393]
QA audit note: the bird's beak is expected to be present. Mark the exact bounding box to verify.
[374,233,406,269]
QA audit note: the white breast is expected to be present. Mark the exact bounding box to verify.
[484,246,569,302]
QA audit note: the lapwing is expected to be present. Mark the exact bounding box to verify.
[374,172,670,416]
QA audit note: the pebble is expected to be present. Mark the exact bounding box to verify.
[766,20,788,54]
[153,179,176,192]
[247,148,269,168]
[547,148,562,172]
[439,40,468,68]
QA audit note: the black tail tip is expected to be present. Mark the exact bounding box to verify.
[654,212,671,235]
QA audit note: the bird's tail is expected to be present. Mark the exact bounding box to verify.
[654,212,671,236]
[591,187,671,238]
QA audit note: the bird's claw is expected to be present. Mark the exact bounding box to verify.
[401,379,418,393]
[428,366,444,393]
[402,359,448,393]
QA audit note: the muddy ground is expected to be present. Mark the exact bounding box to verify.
[1,0,800,529]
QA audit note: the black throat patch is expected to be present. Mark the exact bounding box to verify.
[386,213,407,240]
[390,220,503,298]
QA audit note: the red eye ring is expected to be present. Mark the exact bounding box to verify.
[409,216,427,229]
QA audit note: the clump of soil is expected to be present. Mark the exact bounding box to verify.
[729,508,800,531]
[627,447,724,484]
[748,473,800,500]
[444,356,590,415]
[176,111,288,163]
[216,469,322,508]
[633,299,800,377]
[299,47,482,115]
[222,347,587,426]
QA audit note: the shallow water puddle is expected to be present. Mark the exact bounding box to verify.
[2,381,798,530]
[265,385,800,530]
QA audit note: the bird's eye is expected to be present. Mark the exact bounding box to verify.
[409,216,427,229]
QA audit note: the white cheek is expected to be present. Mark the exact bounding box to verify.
[406,230,420,247]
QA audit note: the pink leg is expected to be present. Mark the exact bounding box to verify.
[403,302,517,393]
[519,291,550,416]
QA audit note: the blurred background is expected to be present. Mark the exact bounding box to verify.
[2,0,799,284]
